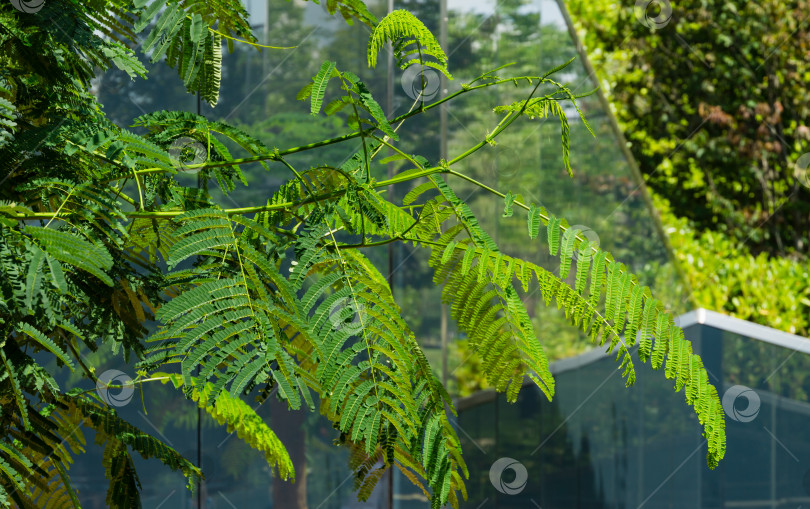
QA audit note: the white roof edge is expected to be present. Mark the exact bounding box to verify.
[680,308,810,353]
[549,308,810,376]
[454,308,810,410]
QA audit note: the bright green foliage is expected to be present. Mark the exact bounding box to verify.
[158,373,295,481]
[494,97,590,176]
[0,1,727,508]
[298,63,397,138]
[657,194,810,338]
[308,61,338,115]
[426,211,725,468]
[368,9,451,77]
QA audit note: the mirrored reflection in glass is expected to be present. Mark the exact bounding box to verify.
[457,321,810,509]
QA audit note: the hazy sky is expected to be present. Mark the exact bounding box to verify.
[243,0,567,31]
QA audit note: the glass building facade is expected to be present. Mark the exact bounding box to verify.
[454,309,810,509]
[49,0,810,508]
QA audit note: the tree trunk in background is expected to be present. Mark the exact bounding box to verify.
[271,397,308,509]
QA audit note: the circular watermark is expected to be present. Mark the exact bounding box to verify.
[169,136,208,173]
[492,147,522,184]
[568,224,600,261]
[489,457,528,495]
[634,0,673,30]
[96,370,135,407]
[328,296,366,335]
[793,153,810,189]
[721,385,760,423]
[401,64,442,102]
[10,0,45,13]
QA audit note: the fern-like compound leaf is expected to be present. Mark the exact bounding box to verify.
[24,227,114,287]
[625,284,645,347]
[134,0,251,106]
[528,203,542,239]
[356,81,397,139]
[161,375,295,480]
[503,191,515,218]
[638,298,658,362]
[311,61,338,115]
[368,10,451,78]
[422,194,726,470]
[547,215,561,256]
[16,323,74,371]
[559,227,580,279]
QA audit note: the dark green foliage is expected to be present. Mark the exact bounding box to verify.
[132,0,253,106]
[574,0,810,258]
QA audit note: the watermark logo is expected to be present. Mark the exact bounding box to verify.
[722,385,760,423]
[328,296,366,335]
[793,153,810,189]
[634,0,673,30]
[489,457,528,495]
[96,370,135,407]
[568,224,600,261]
[491,147,523,184]
[401,64,441,102]
[169,136,208,172]
[11,0,45,13]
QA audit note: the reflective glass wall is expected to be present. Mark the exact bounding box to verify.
[64,0,691,507]
[456,311,810,508]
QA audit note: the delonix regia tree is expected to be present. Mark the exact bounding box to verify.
[0,1,725,507]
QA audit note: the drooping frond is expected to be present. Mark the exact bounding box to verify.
[156,374,295,481]
[429,234,555,402]
[64,396,202,499]
[390,170,725,469]
[5,405,86,509]
[495,98,574,175]
[132,0,254,106]
[2,391,194,509]
[434,233,723,466]
[506,201,729,467]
